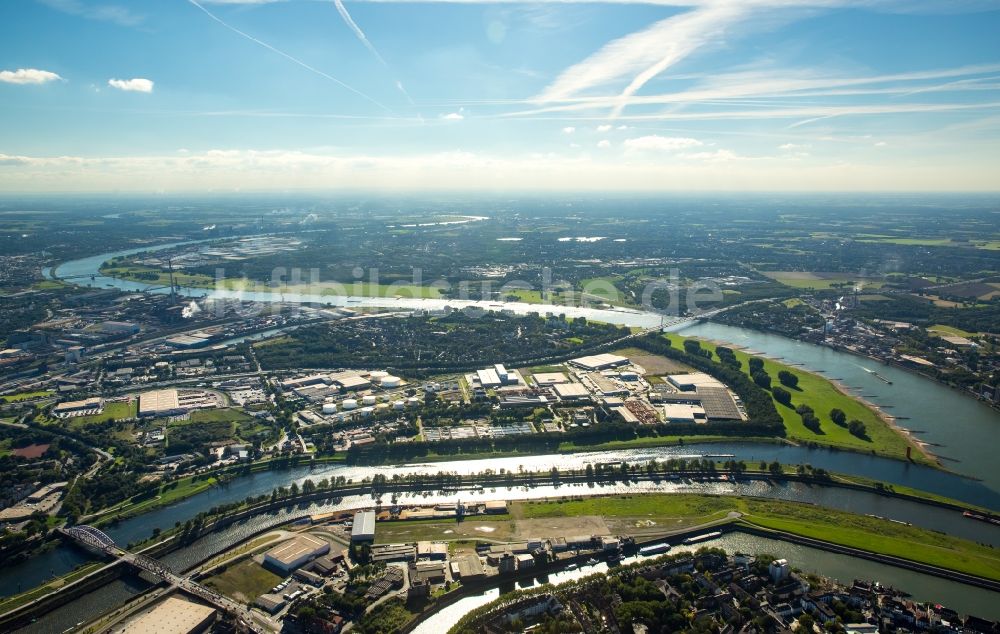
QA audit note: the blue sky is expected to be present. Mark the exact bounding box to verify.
[1,0,998,192]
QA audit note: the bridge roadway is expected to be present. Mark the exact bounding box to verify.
[58,525,270,633]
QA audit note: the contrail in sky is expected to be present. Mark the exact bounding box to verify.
[186,0,393,113]
[331,0,414,104]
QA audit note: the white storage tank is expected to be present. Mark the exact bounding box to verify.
[370,370,389,380]
[380,375,401,388]
[360,406,374,416]
[376,403,390,412]
[362,394,377,406]
[393,400,405,410]
[322,403,337,414]
[342,398,358,410]
[407,396,420,407]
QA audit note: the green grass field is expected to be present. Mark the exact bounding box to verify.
[503,288,545,303]
[516,495,1000,581]
[665,333,925,464]
[579,276,625,303]
[64,400,137,428]
[927,324,979,338]
[1,390,53,403]
[187,408,252,423]
[203,559,283,602]
[739,500,1000,581]
[760,271,883,290]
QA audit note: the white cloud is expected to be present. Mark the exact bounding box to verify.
[623,135,702,151]
[779,143,810,150]
[562,126,576,134]
[108,78,154,93]
[874,141,888,147]
[596,124,612,132]
[0,68,63,85]
[514,62,1000,120]
[537,3,748,118]
[597,139,612,148]
[441,107,465,120]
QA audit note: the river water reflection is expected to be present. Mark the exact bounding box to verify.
[13,477,1000,633]
[20,244,997,630]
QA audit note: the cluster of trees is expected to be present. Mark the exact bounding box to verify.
[747,357,771,390]
[855,294,1000,334]
[778,370,799,388]
[795,404,823,434]
[345,416,785,464]
[255,312,628,372]
[829,408,869,439]
[715,346,741,370]
[714,299,826,338]
[166,420,235,455]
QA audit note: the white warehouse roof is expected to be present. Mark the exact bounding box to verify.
[352,510,376,542]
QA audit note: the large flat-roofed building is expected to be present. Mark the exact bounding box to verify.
[417,541,449,560]
[477,368,502,388]
[328,371,371,391]
[165,334,210,349]
[263,534,330,573]
[351,510,376,542]
[532,372,569,386]
[695,386,744,421]
[589,374,628,397]
[474,365,522,389]
[552,382,590,401]
[122,596,216,634]
[451,555,486,581]
[52,396,103,417]
[661,403,707,423]
[484,500,508,514]
[99,321,140,335]
[139,389,183,417]
[280,373,331,391]
[410,561,447,584]
[371,543,416,563]
[666,372,725,392]
[569,353,629,371]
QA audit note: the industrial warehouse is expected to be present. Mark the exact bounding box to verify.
[279,350,748,454]
[263,534,331,573]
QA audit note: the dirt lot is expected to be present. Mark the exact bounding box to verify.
[613,347,691,375]
[512,516,609,540]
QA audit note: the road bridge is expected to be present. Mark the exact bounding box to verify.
[59,526,268,633]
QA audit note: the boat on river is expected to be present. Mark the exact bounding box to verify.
[683,531,722,544]
[639,543,671,556]
[963,511,1000,526]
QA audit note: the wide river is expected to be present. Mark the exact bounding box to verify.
[16,243,995,630]
[14,479,1000,633]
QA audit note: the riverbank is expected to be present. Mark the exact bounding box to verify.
[664,332,933,466]
[515,494,1000,582]
[81,444,981,537]
[6,472,999,630]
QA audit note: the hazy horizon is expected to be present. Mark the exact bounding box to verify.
[2,0,999,192]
